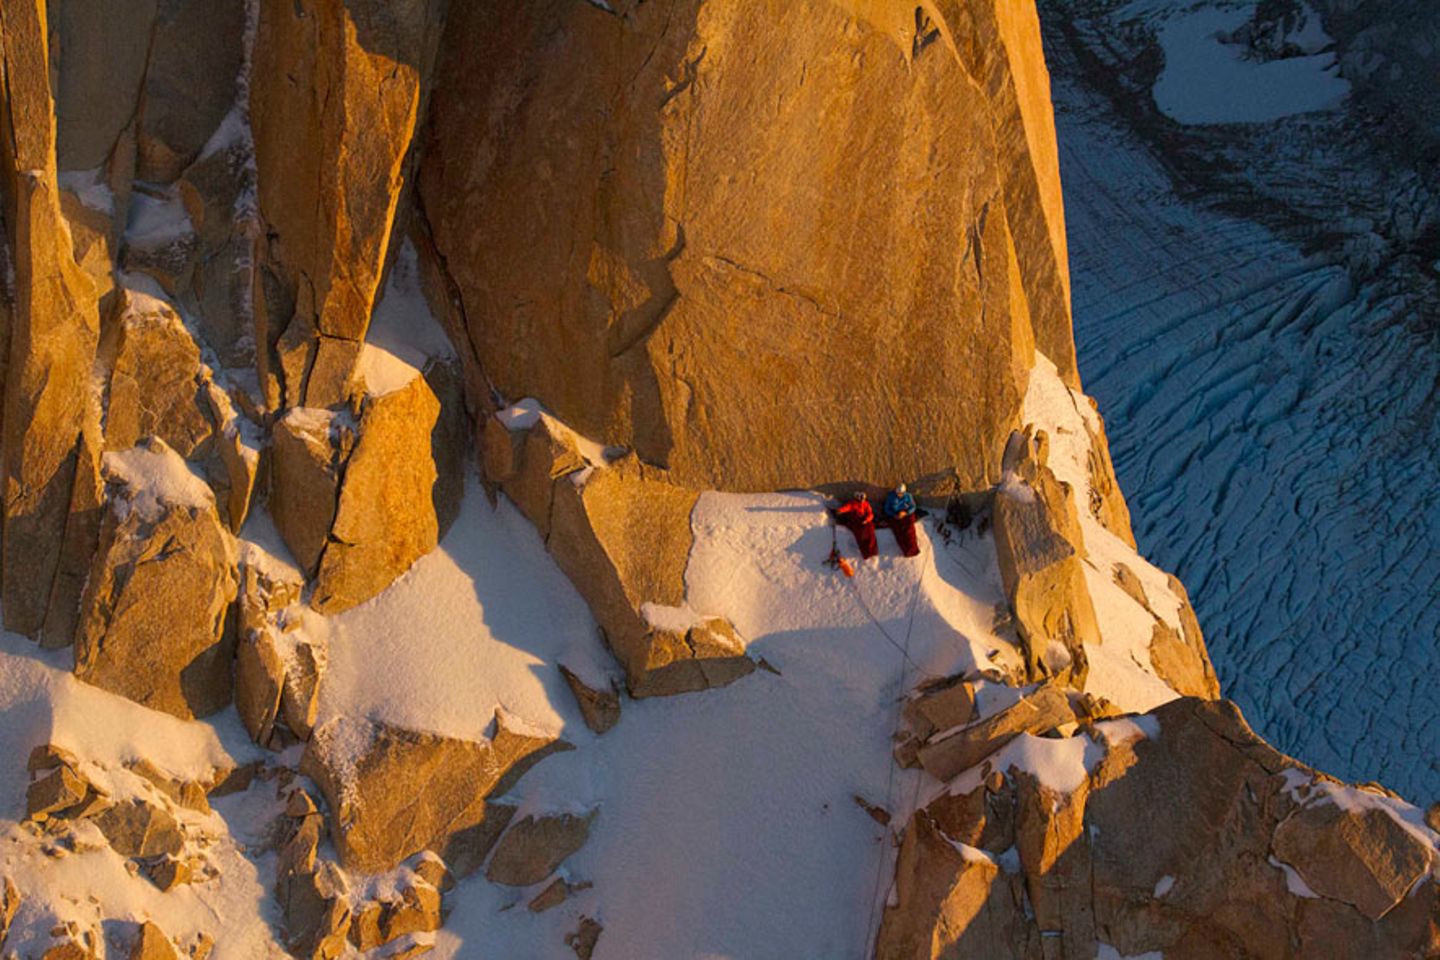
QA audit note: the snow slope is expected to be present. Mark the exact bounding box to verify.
[353,481,997,959]
[1039,0,1440,801]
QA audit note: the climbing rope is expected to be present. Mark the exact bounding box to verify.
[844,572,935,680]
[855,542,928,960]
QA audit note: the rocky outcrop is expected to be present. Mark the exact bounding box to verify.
[992,428,1100,684]
[486,811,596,887]
[129,921,181,960]
[270,789,371,960]
[1159,573,1221,700]
[1080,404,1135,547]
[19,744,214,887]
[1148,619,1216,701]
[0,878,18,950]
[235,559,323,749]
[529,877,591,914]
[73,439,238,718]
[559,665,621,735]
[903,675,978,742]
[878,698,1440,959]
[204,404,262,534]
[417,0,1084,493]
[487,409,753,697]
[102,291,214,457]
[235,626,285,747]
[565,917,603,960]
[1272,800,1433,923]
[26,760,103,823]
[98,288,263,533]
[268,369,448,613]
[346,876,442,953]
[880,808,1039,960]
[913,681,1076,782]
[300,713,570,875]
[312,372,440,613]
[92,799,186,859]
[38,927,102,960]
[250,0,448,408]
[277,860,351,960]
[482,412,586,539]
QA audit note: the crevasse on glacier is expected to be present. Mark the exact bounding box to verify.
[1038,0,1440,801]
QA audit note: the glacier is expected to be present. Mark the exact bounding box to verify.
[1038,0,1440,801]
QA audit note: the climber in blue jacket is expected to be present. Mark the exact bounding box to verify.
[880,483,921,557]
[883,484,916,520]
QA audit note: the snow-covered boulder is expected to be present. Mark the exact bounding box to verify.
[72,439,238,719]
[914,681,1076,783]
[549,454,754,698]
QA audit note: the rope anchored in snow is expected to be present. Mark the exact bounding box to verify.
[843,572,932,680]
[825,515,856,577]
[858,548,929,959]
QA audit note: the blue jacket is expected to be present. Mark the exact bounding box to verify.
[884,490,916,518]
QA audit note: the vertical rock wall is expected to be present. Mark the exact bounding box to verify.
[0,0,101,641]
[416,0,1079,493]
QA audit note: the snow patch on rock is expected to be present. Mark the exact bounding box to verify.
[103,443,216,521]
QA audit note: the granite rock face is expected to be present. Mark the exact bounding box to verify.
[0,3,1427,958]
[49,0,244,181]
[103,290,215,458]
[418,0,1080,493]
[270,408,355,577]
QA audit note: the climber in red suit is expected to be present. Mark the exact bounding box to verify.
[833,491,878,560]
